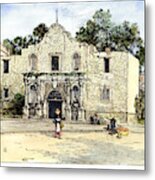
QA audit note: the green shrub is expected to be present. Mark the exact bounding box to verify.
[135,90,145,123]
[9,93,25,115]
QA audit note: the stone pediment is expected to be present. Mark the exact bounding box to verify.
[50,23,73,39]
[41,23,74,45]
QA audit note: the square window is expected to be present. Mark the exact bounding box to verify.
[3,60,9,73]
[104,58,110,73]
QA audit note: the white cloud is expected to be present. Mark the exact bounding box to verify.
[1,1,144,42]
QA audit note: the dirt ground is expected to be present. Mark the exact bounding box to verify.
[1,131,144,166]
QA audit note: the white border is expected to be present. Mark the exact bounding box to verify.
[0,0,147,174]
[1,163,145,170]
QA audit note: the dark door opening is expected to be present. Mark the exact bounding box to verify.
[48,100,62,118]
[48,90,62,118]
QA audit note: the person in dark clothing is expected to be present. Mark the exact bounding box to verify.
[90,116,94,124]
[107,118,117,134]
[110,118,116,129]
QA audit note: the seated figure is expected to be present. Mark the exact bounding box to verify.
[107,118,117,134]
[90,113,100,125]
[94,113,100,125]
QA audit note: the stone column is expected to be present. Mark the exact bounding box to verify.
[36,104,42,118]
[41,80,45,118]
[78,82,85,122]
[65,85,71,121]
[36,80,42,119]
[43,101,48,119]
[65,106,71,121]
[23,78,29,119]
[62,101,65,119]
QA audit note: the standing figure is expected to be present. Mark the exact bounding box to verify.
[54,108,62,139]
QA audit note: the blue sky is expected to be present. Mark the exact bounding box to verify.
[1,0,145,42]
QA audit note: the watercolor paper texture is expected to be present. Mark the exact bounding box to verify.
[0,0,145,170]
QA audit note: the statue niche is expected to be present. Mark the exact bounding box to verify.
[73,53,81,71]
[71,86,80,121]
[28,83,38,117]
[29,54,38,71]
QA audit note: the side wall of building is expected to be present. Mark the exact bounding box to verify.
[1,55,26,101]
[84,52,129,122]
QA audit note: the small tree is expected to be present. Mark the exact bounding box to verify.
[33,23,48,43]
[135,90,145,122]
[9,93,25,115]
[3,23,48,55]
[76,9,145,66]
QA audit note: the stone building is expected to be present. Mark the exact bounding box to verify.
[0,44,11,106]
[0,22,139,123]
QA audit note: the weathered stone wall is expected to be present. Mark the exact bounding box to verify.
[84,52,128,121]
[28,24,88,74]
[1,55,26,100]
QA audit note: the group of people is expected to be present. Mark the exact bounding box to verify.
[52,110,121,139]
[90,114,119,136]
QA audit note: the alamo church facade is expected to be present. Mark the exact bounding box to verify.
[1,22,139,123]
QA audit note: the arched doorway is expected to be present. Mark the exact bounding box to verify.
[48,90,62,118]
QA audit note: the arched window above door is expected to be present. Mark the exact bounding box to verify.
[29,54,38,71]
[48,90,62,100]
[73,53,81,71]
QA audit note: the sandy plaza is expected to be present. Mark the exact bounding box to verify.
[1,119,144,168]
